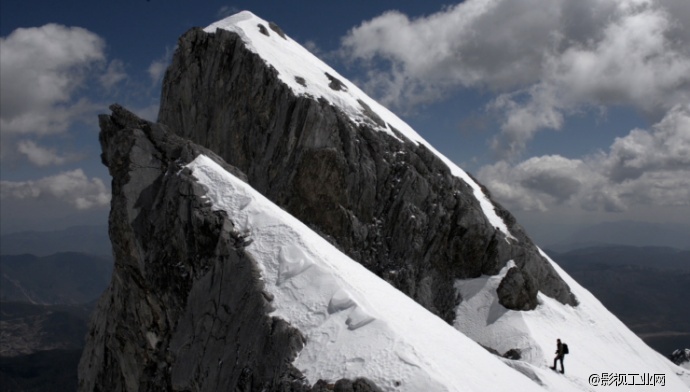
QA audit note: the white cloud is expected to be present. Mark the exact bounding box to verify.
[0,169,110,210]
[478,105,690,212]
[341,0,690,156]
[604,106,690,181]
[148,59,168,85]
[340,0,564,105]
[17,140,81,167]
[100,59,127,90]
[0,24,107,135]
[147,47,174,85]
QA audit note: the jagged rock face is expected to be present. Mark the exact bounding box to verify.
[158,27,577,317]
[79,106,381,392]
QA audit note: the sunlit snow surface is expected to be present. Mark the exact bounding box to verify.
[187,155,541,391]
[187,155,689,391]
[203,11,514,240]
[455,255,690,391]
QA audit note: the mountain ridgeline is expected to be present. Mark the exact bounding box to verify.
[78,12,598,392]
[158,22,576,320]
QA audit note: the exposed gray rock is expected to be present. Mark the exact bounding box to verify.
[669,348,690,366]
[325,72,346,91]
[257,23,269,37]
[503,348,522,360]
[269,21,287,39]
[310,378,382,392]
[497,267,538,310]
[78,105,381,392]
[158,27,578,318]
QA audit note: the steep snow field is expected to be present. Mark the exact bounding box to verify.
[455,257,690,391]
[204,11,514,241]
[188,155,688,391]
[187,154,541,392]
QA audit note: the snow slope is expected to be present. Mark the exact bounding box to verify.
[455,254,690,391]
[187,154,690,391]
[203,10,514,241]
[187,154,539,391]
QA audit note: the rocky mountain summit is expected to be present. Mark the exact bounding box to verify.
[158,12,576,323]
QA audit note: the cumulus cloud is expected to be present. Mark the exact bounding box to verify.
[478,105,690,212]
[0,24,107,135]
[17,140,81,167]
[147,47,174,85]
[148,58,168,85]
[341,0,690,156]
[0,169,110,210]
[341,0,564,104]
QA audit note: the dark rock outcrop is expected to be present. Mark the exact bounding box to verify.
[503,348,522,361]
[669,348,690,366]
[496,267,538,311]
[311,378,382,392]
[78,105,380,391]
[158,26,577,316]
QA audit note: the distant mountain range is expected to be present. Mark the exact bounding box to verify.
[550,245,690,355]
[543,220,690,252]
[0,251,107,391]
[1,252,112,305]
[0,225,111,257]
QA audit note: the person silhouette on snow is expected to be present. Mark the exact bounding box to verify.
[550,338,565,373]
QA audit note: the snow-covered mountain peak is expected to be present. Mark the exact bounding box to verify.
[205,11,515,240]
[204,10,411,141]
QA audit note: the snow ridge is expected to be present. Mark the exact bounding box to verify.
[186,154,539,392]
[203,11,514,240]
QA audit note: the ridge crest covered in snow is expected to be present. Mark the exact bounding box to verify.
[187,154,541,392]
[204,10,515,241]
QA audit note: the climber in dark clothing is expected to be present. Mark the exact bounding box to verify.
[550,338,565,373]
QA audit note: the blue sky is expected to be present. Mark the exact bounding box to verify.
[1,0,689,247]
